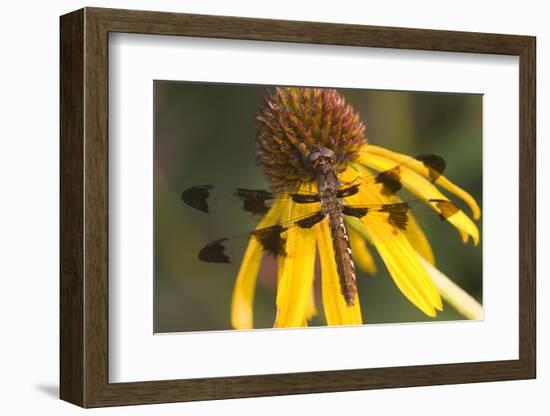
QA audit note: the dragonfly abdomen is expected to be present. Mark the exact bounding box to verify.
[316,165,358,307]
[328,211,357,306]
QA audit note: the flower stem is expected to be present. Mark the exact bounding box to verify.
[345,217,483,320]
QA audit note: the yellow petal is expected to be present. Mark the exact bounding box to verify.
[340,167,443,316]
[280,182,318,324]
[230,238,262,330]
[346,201,435,268]
[305,289,318,321]
[274,188,318,328]
[373,229,443,316]
[347,225,377,274]
[231,198,286,329]
[361,144,481,220]
[276,199,293,294]
[358,152,479,246]
[316,218,363,325]
[346,165,435,265]
[299,296,316,327]
[403,212,436,265]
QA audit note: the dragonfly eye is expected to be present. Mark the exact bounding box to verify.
[307,147,336,168]
[318,147,335,159]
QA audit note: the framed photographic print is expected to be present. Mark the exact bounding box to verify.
[60,7,536,408]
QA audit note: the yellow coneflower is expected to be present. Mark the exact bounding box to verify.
[231,87,480,330]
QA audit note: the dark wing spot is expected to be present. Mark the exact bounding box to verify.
[342,205,369,219]
[252,225,287,257]
[290,193,321,204]
[236,188,274,214]
[415,155,446,182]
[296,211,325,229]
[375,166,402,196]
[181,185,214,213]
[337,184,360,198]
[380,202,410,230]
[434,199,460,220]
[199,238,231,263]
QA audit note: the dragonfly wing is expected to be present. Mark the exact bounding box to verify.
[342,199,460,233]
[197,210,327,264]
[181,185,320,215]
[337,154,447,199]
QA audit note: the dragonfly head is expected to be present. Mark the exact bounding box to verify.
[307,147,337,174]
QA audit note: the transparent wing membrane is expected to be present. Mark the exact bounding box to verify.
[196,210,325,264]
[181,185,320,216]
[341,153,446,198]
[180,153,460,267]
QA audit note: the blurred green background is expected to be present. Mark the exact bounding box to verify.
[154,81,482,333]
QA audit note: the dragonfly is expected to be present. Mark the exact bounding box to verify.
[181,147,459,307]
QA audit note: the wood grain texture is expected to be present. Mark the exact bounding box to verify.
[88,7,532,54]
[83,10,110,406]
[59,8,84,406]
[518,38,536,376]
[59,7,537,408]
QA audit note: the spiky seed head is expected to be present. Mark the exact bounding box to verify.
[256,87,367,191]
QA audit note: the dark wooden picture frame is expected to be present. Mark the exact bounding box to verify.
[60,7,536,408]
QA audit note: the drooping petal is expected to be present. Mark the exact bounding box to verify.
[402,211,436,265]
[419,256,483,320]
[341,167,443,317]
[317,218,363,325]
[346,165,435,265]
[358,152,479,246]
[230,237,263,330]
[231,198,286,329]
[346,202,435,269]
[276,199,293,296]
[297,292,318,327]
[305,289,318,321]
[274,189,318,328]
[361,144,481,220]
[347,225,378,274]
